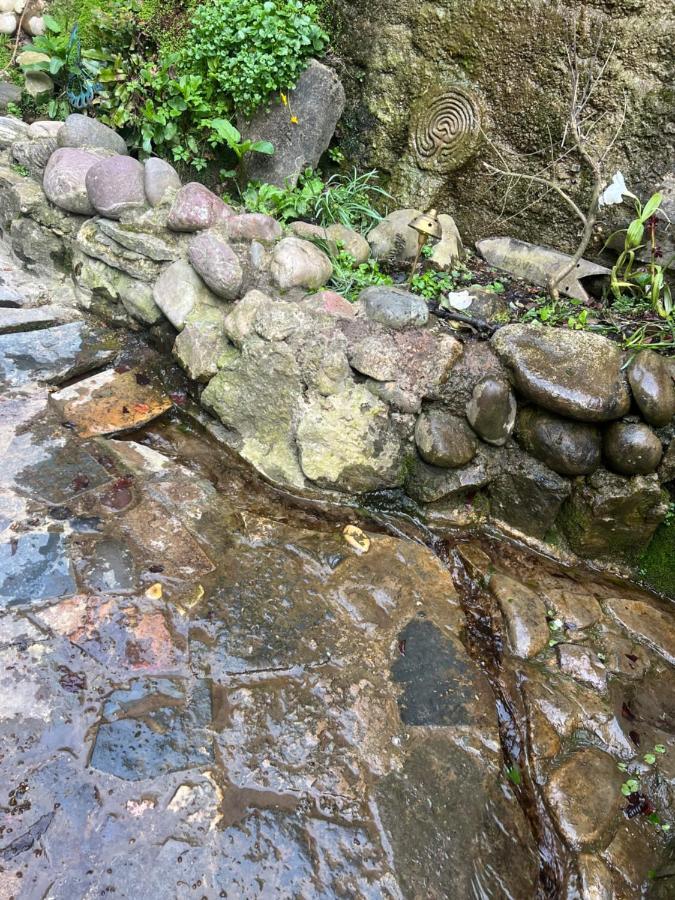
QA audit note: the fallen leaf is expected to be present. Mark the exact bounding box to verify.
[343,524,370,554]
[145,582,163,600]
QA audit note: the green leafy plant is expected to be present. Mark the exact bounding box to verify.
[410,269,456,301]
[240,169,326,220]
[180,0,327,118]
[313,169,390,233]
[617,744,670,832]
[606,191,673,319]
[327,250,393,301]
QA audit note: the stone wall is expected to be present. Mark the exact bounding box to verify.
[0,113,673,584]
[326,0,675,253]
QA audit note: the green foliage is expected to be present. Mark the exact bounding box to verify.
[505,765,521,787]
[313,170,389,233]
[21,14,107,119]
[522,296,591,330]
[607,192,673,320]
[10,163,30,177]
[637,516,675,597]
[180,0,327,117]
[240,169,326,220]
[410,269,455,301]
[328,251,393,301]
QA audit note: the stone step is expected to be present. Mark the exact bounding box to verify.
[0,305,79,335]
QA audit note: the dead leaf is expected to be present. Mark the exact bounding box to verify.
[343,525,370,554]
[145,582,163,600]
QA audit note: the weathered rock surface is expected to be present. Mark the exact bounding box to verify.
[405,451,489,504]
[488,448,571,538]
[10,135,56,176]
[167,182,233,232]
[544,749,621,850]
[27,119,63,139]
[173,305,232,383]
[270,237,332,291]
[561,470,668,558]
[187,229,244,300]
[239,59,345,188]
[604,597,675,665]
[489,573,549,658]
[57,113,127,155]
[0,115,30,147]
[557,644,607,692]
[75,219,164,282]
[303,288,355,318]
[0,81,21,112]
[627,349,675,427]
[466,375,516,446]
[144,157,181,207]
[223,289,269,347]
[201,336,305,488]
[492,325,631,422]
[224,213,282,244]
[43,147,101,214]
[414,408,477,468]
[603,421,663,475]
[153,259,221,330]
[297,383,407,492]
[516,407,601,476]
[360,285,429,330]
[85,154,146,219]
[0,304,75,334]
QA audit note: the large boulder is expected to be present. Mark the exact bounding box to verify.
[85,155,146,219]
[627,349,675,427]
[560,469,669,558]
[239,59,345,188]
[144,157,181,207]
[360,285,429,330]
[167,182,233,232]
[57,113,127,155]
[492,325,631,422]
[188,229,244,300]
[270,237,332,290]
[516,407,602,476]
[296,383,407,492]
[43,147,101,215]
[153,259,221,330]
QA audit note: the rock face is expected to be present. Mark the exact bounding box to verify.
[296,383,406,492]
[188,229,244,300]
[488,448,570,538]
[516,407,601,476]
[544,749,621,850]
[173,306,231,383]
[42,147,101,214]
[489,573,549,658]
[604,597,675,665]
[465,376,516,446]
[360,285,429,329]
[561,470,668,558]
[167,182,233,232]
[57,113,127,155]
[144,157,181,207]
[11,136,56,176]
[627,350,675,426]
[414,408,477,468]
[270,237,332,290]
[225,213,283,244]
[492,325,631,422]
[153,259,220,330]
[240,59,345,188]
[603,422,663,475]
[85,155,146,219]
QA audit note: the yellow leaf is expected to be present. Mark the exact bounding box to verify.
[343,524,370,554]
[145,582,163,600]
[280,92,288,106]
[290,115,299,125]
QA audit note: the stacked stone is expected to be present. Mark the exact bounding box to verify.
[0,112,672,563]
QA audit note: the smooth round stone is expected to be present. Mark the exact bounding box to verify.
[57,113,128,156]
[627,349,675,427]
[144,157,181,207]
[0,12,16,33]
[270,237,333,291]
[43,147,101,215]
[492,325,631,422]
[85,155,146,219]
[603,421,663,475]
[225,213,282,243]
[465,376,516,446]
[414,409,477,468]
[167,182,233,232]
[516,407,601,476]
[188,229,243,300]
[360,285,429,330]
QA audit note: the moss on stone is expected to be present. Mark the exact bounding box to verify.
[637,516,675,599]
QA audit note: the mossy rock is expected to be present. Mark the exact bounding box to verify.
[638,516,675,599]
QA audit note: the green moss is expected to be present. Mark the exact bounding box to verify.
[637,516,675,599]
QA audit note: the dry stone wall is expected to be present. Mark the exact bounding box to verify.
[0,113,673,577]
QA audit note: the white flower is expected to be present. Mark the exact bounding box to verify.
[443,290,473,310]
[598,171,630,208]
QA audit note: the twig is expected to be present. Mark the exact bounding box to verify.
[5,8,28,73]
[483,163,588,225]
[428,301,500,336]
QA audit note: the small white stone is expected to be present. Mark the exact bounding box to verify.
[0,11,17,32]
[14,0,25,11]
[0,0,14,12]
[24,14,44,35]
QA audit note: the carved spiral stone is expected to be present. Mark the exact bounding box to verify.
[411,85,481,174]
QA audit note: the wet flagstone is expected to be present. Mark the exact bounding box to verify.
[50,367,172,438]
[0,530,76,606]
[0,304,77,334]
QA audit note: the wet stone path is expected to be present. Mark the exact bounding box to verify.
[0,249,674,899]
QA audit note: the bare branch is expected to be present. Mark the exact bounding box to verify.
[483,163,588,225]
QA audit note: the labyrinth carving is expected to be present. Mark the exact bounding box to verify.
[411,85,481,173]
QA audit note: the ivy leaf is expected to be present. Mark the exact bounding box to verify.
[250,140,275,155]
